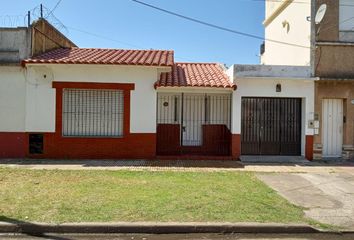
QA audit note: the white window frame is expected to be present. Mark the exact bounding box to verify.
[62,88,124,138]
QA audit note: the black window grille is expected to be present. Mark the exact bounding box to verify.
[62,89,124,137]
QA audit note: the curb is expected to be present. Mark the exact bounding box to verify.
[0,222,321,234]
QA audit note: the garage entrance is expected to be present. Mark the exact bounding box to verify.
[241,97,302,155]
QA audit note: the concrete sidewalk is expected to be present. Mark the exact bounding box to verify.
[2,233,354,240]
[0,159,353,173]
[257,172,354,229]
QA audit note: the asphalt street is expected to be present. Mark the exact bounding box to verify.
[1,233,354,240]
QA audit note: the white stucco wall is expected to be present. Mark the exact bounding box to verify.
[24,66,56,132]
[261,0,311,66]
[24,64,169,133]
[0,66,26,132]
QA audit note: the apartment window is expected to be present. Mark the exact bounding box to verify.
[62,89,124,137]
[339,0,354,31]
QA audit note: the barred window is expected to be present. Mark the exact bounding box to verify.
[62,89,124,137]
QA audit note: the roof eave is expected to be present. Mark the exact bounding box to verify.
[155,85,236,91]
[22,61,174,68]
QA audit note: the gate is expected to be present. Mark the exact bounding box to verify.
[157,93,232,156]
[241,97,301,155]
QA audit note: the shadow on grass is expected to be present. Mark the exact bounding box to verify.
[0,159,244,169]
[0,216,72,240]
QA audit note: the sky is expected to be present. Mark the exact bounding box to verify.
[0,0,265,66]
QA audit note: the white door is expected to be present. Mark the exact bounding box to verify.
[182,94,205,146]
[322,99,343,158]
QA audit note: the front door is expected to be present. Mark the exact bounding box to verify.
[322,99,343,158]
[182,94,205,146]
[241,97,302,155]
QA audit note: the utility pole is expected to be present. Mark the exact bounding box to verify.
[27,11,31,27]
[310,0,316,77]
[40,4,43,18]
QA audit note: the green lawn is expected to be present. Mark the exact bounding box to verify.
[0,168,306,224]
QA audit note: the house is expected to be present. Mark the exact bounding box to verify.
[1,18,237,160]
[313,0,354,160]
[0,43,237,159]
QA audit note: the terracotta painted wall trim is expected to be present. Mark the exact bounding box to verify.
[305,135,314,161]
[52,82,135,91]
[0,133,27,158]
[231,134,241,160]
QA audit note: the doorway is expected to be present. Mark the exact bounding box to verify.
[157,92,232,156]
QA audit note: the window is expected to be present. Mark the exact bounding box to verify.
[62,89,124,137]
[339,0,354,31]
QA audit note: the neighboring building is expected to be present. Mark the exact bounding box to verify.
[313,0,354,160]
[227,0,316,160]
[0,27,30,158]
[227,65,316,160]
[261,0,311,66]
[0,18,76,64]
[257,0,354,160]
[0,18,76,158]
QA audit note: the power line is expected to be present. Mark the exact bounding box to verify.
[250,0,308,4]
[318,16,354,33]
[46,0,63,18]
[246,0,354,7]
[67,26,143,49]
[131,0,310,49]
[66,26,194,61]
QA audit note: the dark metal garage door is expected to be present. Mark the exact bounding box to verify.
[241,97,301,155]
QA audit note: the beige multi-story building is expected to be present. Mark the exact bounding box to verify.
[261,0,354,160]
[314,0,354,160]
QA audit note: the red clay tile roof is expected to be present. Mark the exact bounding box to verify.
[22,48,174,67]
[156,63,236,90]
